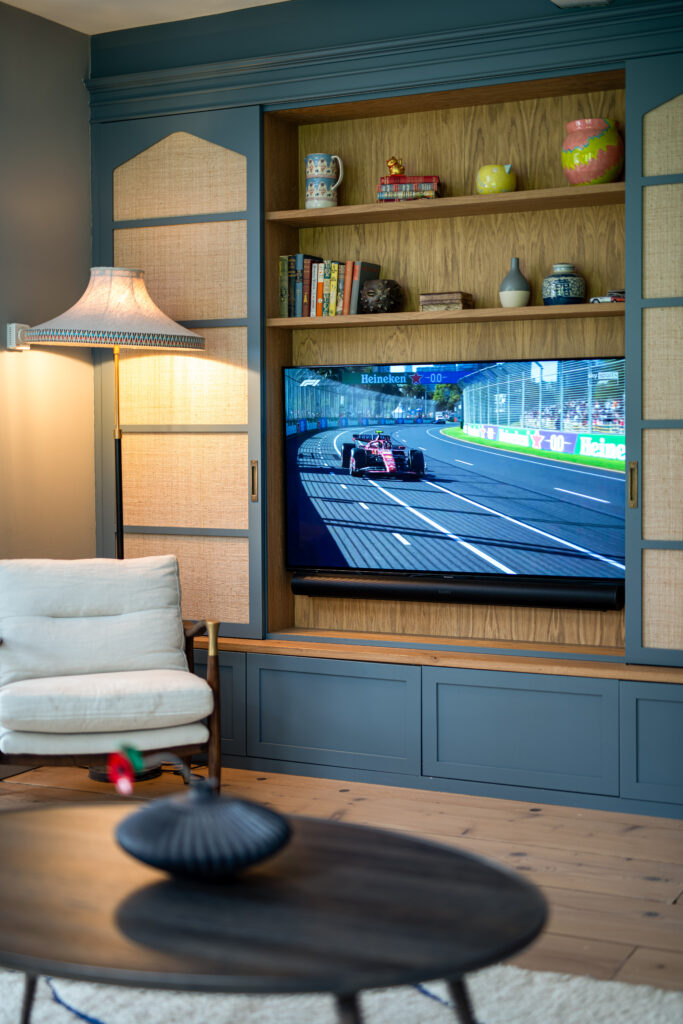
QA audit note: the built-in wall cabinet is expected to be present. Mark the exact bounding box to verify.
[91,47,682,814]
[198,650,683,817]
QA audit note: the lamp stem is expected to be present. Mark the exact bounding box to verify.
[113,345,124,560]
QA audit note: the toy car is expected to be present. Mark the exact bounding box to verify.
[340,432,425,477]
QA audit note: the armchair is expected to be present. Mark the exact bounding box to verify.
[0,555,221,790]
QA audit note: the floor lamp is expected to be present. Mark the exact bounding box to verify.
[7,267,204,558]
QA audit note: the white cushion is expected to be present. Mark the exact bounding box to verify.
[0,556,187,687]
[0,722,209,756]
[0,670,213,733]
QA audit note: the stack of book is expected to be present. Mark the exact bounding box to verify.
[376,175,441,202]
[278,255,380,317]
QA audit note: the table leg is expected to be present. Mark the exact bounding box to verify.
[20,974,37,1024]
[335,992,364,1023]
[447,978,480,1024]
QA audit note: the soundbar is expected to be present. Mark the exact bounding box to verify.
[291,574,625,611]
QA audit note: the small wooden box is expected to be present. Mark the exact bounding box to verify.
[419,291,474,311]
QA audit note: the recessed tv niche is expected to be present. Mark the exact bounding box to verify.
[283,358,625,605]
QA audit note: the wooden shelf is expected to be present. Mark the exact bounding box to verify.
[267,303,625,330]
[266,182,625,228]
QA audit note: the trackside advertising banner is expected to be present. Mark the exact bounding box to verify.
[463,424,626,462]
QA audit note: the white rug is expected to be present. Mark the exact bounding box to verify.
[0,964,680,1024]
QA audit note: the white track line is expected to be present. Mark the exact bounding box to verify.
[454,459,473,466]
[359,502,370,510]
[367,479,515,574]
[555,488,609,503]
[393,533,411,546]
[426,480,625,571]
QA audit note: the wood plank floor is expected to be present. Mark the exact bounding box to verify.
[1,764,682,991]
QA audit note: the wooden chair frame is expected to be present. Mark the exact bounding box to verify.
[0,620,222,792]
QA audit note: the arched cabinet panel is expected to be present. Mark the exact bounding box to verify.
[92,108,263,637]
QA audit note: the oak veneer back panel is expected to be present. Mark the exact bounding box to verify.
[292,595,625,649]
[297,89,625,208]
[298,207,624,318]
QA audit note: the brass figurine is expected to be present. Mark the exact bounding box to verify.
[386,156,404,175]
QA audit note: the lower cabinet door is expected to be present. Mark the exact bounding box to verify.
[247,655,421,773]
[423,667,619,795]
[620,680,683,805]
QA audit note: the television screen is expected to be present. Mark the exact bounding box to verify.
[284,358,625,581]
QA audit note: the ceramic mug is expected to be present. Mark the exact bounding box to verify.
[305,153,343,208]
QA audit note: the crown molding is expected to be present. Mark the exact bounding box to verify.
[87,1,682,121]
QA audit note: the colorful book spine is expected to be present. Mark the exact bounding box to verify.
[329,262,339,316]
[310,262,319,317]
[321,260,332,316]
[349,261,381,314]
[287,255,296,318]
[379,175,440,184]
[342,260,354,315]
[302,257,320,317]
[316,265,325,315]
[278,256,289,317]
[336,264,346,315]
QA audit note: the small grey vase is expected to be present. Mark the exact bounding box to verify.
[499,257,530,308]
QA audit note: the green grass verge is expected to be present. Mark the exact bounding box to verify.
[441,426,625,473]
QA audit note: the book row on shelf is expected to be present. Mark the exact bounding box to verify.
[279,254,380,318]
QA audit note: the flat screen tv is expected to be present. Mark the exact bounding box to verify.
[283,358,625,605]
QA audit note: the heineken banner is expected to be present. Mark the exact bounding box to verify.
[463,423,626,462]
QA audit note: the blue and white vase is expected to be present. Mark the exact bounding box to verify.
[542,263,586,305]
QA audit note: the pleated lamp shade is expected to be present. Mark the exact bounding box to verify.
[23,267,204,351]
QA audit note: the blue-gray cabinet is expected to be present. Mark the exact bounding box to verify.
[620,680,683,805]
[246,654,421,774]
[422,667,619,795]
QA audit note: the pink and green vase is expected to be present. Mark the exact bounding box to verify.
[561,118,624,186]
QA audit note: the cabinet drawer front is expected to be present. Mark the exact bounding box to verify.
[247,655,420,773]
[620,681,683,805]
[423,668,618,795]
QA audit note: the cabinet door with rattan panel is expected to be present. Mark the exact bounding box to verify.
[94,107,264,637]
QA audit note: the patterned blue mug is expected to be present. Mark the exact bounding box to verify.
[305,153,343,208]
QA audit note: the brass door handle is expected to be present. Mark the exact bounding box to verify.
[250,460,258,502]
[628,460,638,508]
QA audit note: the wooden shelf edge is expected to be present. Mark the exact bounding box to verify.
[210,636,683,684]
[267,303,625,330]
[266,183,625,227]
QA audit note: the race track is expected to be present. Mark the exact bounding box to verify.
[286,423,625,578]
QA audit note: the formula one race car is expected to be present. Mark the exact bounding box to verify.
[340,432,425,477]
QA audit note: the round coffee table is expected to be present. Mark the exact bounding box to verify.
[0,803,546,1023]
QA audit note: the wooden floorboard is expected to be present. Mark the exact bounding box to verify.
[1,764,682,990]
